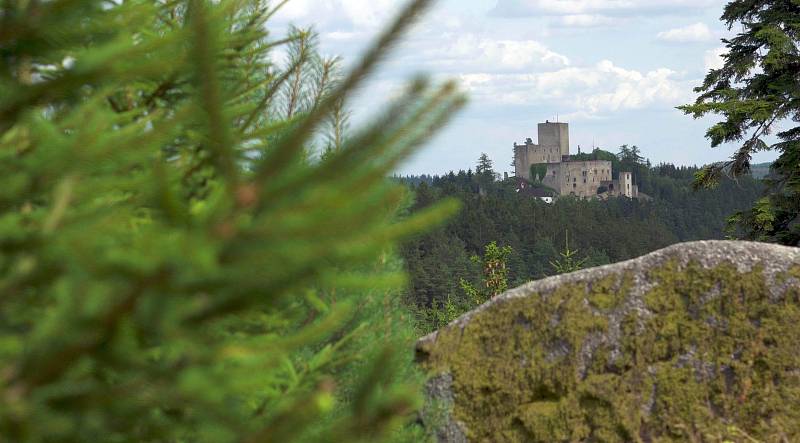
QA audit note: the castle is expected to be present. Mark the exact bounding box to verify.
[513,121,638,199]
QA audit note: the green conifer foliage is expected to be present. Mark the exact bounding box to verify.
[680,0,800,245]
[460,241,513,306]
[0,0,463,441]
[550,231,587,274]
[420,241,512,332]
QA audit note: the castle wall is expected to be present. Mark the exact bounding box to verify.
[530,144,562,164]
[514,122,570,180]
[543,160,612,198]
[513,143,532,179]
[541,164,560,191]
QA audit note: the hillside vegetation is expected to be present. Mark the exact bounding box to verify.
[398,154,764,321]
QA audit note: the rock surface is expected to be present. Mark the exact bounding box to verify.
[416,241,800,442]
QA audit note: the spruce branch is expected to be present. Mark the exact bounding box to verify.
[188,0,238,187]
[253,0,435,186]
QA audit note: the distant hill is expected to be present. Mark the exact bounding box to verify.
[750,162,771,179]
[398,163,764,311]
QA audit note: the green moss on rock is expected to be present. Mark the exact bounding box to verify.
[417,241,800,442]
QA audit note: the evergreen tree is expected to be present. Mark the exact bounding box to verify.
[550,231,588,274]
[680,0,800,245]
[475,152,495,194]
[476,152,494,176]
[0,0,464,441]
[629,145,643,164]
[617,144,632,161]
[460,241,513,306]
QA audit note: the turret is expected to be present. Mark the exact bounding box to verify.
[619,172,633,197]
[537,121,569,156]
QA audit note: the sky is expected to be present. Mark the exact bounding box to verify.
[271,0,778,176]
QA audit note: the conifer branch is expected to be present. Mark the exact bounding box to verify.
[189,0,238,187]
[253,0,435,186]
[240,39,309,134]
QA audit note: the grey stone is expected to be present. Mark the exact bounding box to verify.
[417,240,800,442]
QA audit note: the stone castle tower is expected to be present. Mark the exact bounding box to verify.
[513,121,569,179]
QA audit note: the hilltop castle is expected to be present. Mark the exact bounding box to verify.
[513,121,638,199]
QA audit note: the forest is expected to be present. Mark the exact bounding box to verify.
[398,149,764,328]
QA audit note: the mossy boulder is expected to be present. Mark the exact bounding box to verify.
[416,241,800,442]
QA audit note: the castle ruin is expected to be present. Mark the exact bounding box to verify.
[513,121,638,199]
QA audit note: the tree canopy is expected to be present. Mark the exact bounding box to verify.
[680,0,800,245]
[400,153,764,326]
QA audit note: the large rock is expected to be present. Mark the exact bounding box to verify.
[416,241,800,442]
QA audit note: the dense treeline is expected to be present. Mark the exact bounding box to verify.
[399,152,764,312]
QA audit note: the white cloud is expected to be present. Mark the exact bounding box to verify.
[274,0,312,20]
[421,35,570,73]
[704,46,727,70]
[272,0,401,31]
[491,0,722,17]
[457,60,692,115]
[657,23,713,43]
[323,31,360,41]
[514,0,642,15]
[560,14,618,27]
[338,0,398,27]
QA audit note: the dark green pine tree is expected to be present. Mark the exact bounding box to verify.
[680,0,800,245]
[475,152,495,194]
[475,152,494,176]
[0,0,463,441]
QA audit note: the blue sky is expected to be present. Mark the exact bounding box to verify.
[272,0,777,175]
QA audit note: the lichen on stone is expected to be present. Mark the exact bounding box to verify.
[416,241,800,442]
